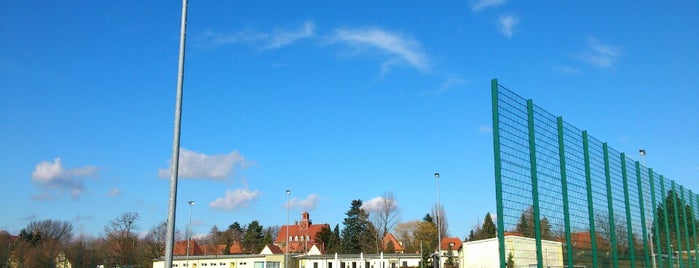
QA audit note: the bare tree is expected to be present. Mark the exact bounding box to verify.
[364,192,402,251]
[104,212,139,266]
[394,220,421,253]
[431,204,450,238]
[24,219,74,244]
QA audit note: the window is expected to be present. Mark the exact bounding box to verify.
[314,262,318,268]
[203,264,208,267]
[267,262,281,268]
[306,235,310,241]
[402,262,407,268]
[352,262,357,268]
[340,262,345,268]
[295,236,299,241]
[328,262,333,268]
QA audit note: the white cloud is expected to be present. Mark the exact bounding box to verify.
[210,188,260,211]
[498,15,519,38]
[31,158,98,200]
[478,125,492,134]
[202,21,314,50]
[433,77,467,95]
[262,21,315,50]
[579,37,622,69]
[158,148,251,180]
[107,188,121,197]
[332,27,430,72]
[361,196,398,211]
[286,194,321,211]
[471,0,507,12]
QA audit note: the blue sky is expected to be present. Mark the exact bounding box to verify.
[1,1,698,240]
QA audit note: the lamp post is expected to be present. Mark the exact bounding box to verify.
[286,189,291,268]
[186,201,195,267]
[434,172,441,268]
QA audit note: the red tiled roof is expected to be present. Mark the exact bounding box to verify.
[440,237,462,250]
[274,212,330,253]
[173,240,204,256]
[382,233,405,252]
[265,244,284,254]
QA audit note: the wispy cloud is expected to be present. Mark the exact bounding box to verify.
[498,15,519,38]
[556,65,582,75]
[106,188,121,197]
[262,21,315,50]
[202,21,315,50]
[286,194,321,211]
[332,27,430,73]
[158,148,252,180]
[478,125,492,134]
[471,0,507,12]
[210,188,260,211]
[31,158,98,200]
[578,37,622,69]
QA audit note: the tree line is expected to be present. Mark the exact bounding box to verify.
[1,192,465,268]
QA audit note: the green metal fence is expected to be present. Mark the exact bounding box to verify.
[491,79,698,268]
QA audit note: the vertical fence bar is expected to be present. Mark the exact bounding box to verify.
[661,176,674,268]
[689,191,699,267]
[672,182,684,268]
[558,117,574,268]
[584,131,599,268]
[681,186,691,268]
[636,161,651,268]
[603,143,620,267]
[491,79,507,268]
[650,169,664,268]
[622,153,637,267]
[526,99,544,268]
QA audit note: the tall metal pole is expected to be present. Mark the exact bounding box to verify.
[434,173,441,268]
[165,0,188,267]
[286,189,291,268]
[186,201,195,266]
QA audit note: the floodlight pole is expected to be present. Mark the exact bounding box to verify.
[165,0,189,267]
[641,149,656,268]
[434,172,441,268]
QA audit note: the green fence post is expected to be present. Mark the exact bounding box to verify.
[635,161,651,268]
[650,169,664,268]
[621,153,636,267]
[672,182,684,268]
[526,99,544,268]
[661,176,674,268]
[584,131,599,268]
[603,143,619,267]
[557,117,574,268]
[681,186,691,268]
[693,192,699,268]
[491,79,507,268]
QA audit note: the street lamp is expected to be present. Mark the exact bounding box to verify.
[286,189,291,268]
[434,172,441,268]
[186,201,195,267]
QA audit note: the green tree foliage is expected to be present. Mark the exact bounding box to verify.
[652,189,697,250]
[507,252,515,268]
[341,199,377,254]
[328,224,342,254]
[242,220,265,253]
[414,217,438,267]
[514,206,552,239]
[315,224,332,251]
[467,213,497,241]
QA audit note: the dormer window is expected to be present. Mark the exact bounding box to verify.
[295,236,299,241]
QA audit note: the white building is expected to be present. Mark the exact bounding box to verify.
[462,235,562,268]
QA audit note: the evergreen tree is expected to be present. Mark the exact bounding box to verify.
[514,206,552,239]
[340,199,376,253]
[315,225,332,252]
[242,221,265,254]
[481,213,497,239]
[652,189,697,250]
[328,224,342,253]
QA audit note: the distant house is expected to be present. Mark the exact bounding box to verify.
[382,233,405,253]
[275,212,331,254]
[174,240,205,256]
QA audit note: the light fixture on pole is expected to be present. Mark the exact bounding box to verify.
[434,172,441,268]
[186,201,195,266]
[286,189,291,268]
[640,149,656,268]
